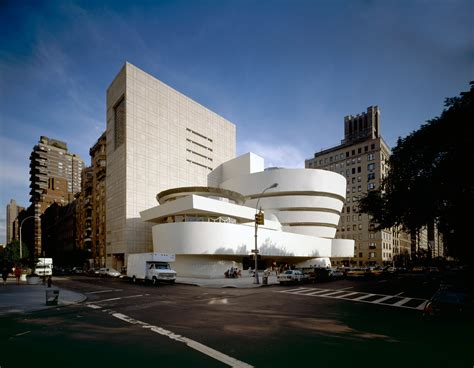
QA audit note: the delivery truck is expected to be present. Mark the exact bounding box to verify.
[127,252,177,285]
[36,258,53,277]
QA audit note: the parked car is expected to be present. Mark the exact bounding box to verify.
[383,266,398,274]
[99,267,121,277]
[423,287,472,319]
[328,268,344,279]
[346,268,367,278]
[412,266,425,273]
[277,270,308,284]
[72,267,84,275]
[86,268,100,276]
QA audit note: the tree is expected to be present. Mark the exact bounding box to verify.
[358,82,474,264]
[0,240,29,267]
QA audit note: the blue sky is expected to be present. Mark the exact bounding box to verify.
[0,0,472,244]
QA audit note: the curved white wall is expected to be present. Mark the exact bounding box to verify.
[220,168,346,238]
[151,222,354,258]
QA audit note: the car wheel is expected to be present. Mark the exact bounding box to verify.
[152,276,158,286]
[132,275,136,283]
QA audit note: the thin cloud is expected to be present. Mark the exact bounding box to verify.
[238,140,306,169]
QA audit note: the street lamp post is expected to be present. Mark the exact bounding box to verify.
[254,183,278,284]
[19,215,37,260]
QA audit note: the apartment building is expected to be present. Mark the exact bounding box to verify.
[306,106,397,266]
[88,133,107,267]
[105,62,236,270]
[75,167,93,262]
[29,136,84,255]
[6,199,24,244]
[306,106,443,266]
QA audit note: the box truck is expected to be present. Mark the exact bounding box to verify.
[36,258,53,276]
[127,253,177,285]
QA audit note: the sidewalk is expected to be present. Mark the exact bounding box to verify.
[0,277,87,316]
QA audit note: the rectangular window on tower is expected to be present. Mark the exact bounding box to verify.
[114,96,126,150]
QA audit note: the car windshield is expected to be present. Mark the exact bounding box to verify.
[434,291,464,304]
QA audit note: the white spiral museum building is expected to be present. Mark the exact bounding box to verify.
[140,153,354,278]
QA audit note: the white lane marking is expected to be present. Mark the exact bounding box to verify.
[91,294,144,304]
[416,301,428,310]
[15,331,31,337]
[393,297,412,307]
[378,279,388,283]
[338,287,354,291]
[372,295,395,304]
[86,289,123,294]
[395,292,404,297]
[86,304,102,309]
[112,312,253,368]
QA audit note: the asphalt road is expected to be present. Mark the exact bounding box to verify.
[1,274,471,368]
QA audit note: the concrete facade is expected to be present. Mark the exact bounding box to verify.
[141,153,354,278]
[105,62,236,270]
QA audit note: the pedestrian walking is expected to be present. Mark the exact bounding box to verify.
[14,266,22,284]
[2,266,10,285]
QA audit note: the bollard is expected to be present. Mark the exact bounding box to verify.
[263,275,268,285]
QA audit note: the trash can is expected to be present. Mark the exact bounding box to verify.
[262,275,268,285]
[46,289,59,306]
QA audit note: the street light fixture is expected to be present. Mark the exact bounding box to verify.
[19,215,37,260]
[254,183,278,284]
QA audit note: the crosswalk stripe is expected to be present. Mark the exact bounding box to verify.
[335,292,359,298]
[393,297,412,306]
[276,288,428,311]
[372,295,395,303]
[353,293,375,300]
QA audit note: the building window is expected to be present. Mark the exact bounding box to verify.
[364,146,368,152]
[368,153,375,161]
[371,143,375,150]
[368,183,376,190]
[358,148,362,154]
[352,168,356,175]
[114,96,126,150]
[357,166,361,173]
[359,252,363,258]
[368,163,375,171]
[368,173,375,180]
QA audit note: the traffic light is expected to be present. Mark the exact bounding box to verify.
[255,211,264,225]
